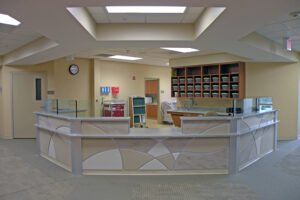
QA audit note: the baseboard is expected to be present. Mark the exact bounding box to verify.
[0,134,13,139]
[277,136,298,141]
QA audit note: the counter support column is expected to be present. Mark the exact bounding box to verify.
[71,120,82,175]
[229,119,240,174]
[71,137,82,175]
[35,115,40,155]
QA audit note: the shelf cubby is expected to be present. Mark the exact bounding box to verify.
[171,62,245,99]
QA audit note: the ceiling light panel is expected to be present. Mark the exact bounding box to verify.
[0,14,21,26]
[160,47,199,53]
[109,55,142,60]
[106,6,186,14]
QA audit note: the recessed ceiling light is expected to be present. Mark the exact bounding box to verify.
[106,6,186,14]
[109,55,142,61]
[160,47,199,53]
[0,14,21,26]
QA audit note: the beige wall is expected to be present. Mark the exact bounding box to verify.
[0,58,171,138]
[93,59,172,121]
[246,62,300,140]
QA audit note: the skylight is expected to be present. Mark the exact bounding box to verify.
[160,47,199,53]
[0,14,21,26]
[109,55,142,61]
[106,6,186,14]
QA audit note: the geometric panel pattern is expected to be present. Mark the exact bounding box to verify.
[182,120,231,135]
[81,137,230,172]
[239,126,274,169]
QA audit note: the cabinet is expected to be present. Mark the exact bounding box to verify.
[171,62,245,99]
[145,80,158,94]
[146,104,157,119]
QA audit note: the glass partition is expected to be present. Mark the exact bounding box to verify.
[42,99,92,118]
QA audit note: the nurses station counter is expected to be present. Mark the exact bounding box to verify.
[35,109,278,175]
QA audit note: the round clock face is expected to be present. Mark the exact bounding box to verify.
[69,64,79,75]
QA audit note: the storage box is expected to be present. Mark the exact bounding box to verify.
[212,84,219,90]
[195,92,201,97]
[195,84,201,90]
[232,92,239,98]
[179,78,185,84]
[212,77,219,82]
[172,85,178,90]
[232,76,239,82]
[187,85,193,90]
[172,79,178,84]
[180,92,186,97]
[195,77,201,83]
[231,84,238,90]
[203,84,210,90]
[187,78,193,83]
[221,76,229,82]
[187,92,193,97]
[221,92,228,98]
[212,92,219,98]
[203,92,210,97]
[221,84,228,90]
[203,77,210,82]
[180,85,185,90]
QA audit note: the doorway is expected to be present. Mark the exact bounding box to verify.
[11,71,47,138]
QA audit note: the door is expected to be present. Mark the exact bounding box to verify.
[12,72,47,138]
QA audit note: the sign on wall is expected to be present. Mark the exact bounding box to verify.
[101,87,110,94]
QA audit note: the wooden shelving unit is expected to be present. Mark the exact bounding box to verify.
[171,62,245,99]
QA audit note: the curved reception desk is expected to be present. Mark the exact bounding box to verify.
[35,110,278,175]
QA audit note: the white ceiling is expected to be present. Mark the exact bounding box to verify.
[86,7,205,23]
[256,14,300,51]
[1,0,300,66]
[76,48,221,66]
[0,23,40,56]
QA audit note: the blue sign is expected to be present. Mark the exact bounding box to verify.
[101,87,110,94]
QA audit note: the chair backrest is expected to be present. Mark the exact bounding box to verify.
[204,111,217,116]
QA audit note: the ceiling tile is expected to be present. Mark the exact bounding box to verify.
[146,14,184,23]
[283,18,300,29]
[108,14,146,23]
[257,23,287,34]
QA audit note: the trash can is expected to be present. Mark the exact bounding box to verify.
[203,84,210,90]
[232,76,239,82]
[195,77,201,83]
[195,92,201,97]
[195,84,201,90]
[212,84,219,90]
[221,76,229,82]
[221,84,228,90]
[203,92,210,97]
[212,92,219,98]
[203,77,210,83]
[231,84,238,90]
[212,77,219,82]
[221,92,228,98]
[232,92,239,98]
[187,92,193,97]
[187,78,193,84]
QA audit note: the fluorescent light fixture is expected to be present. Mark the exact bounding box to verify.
[109,55,142,60]
[0,14,21,26]
[161,47,199,53]
[106,6,186,13]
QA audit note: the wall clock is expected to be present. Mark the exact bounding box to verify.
[69,64,79,75]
